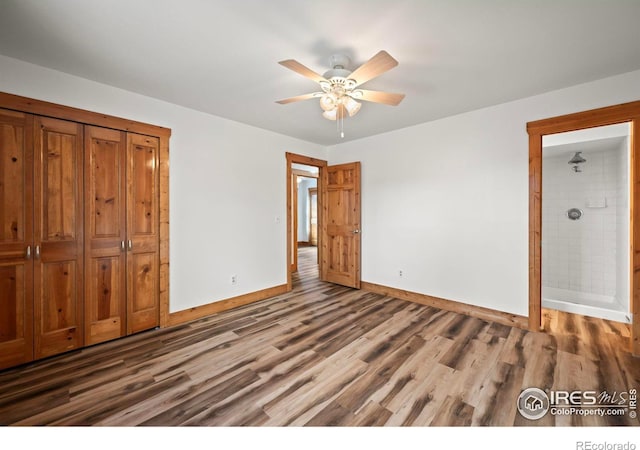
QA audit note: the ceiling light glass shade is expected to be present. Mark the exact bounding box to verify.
[344,97,361,117]
[320,93,337,111]
[322,109,337,120]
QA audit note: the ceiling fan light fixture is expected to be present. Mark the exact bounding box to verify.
[344,97,361,117]
[320,93,337,111]
[322,109,337,121]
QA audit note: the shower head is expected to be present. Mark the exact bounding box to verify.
[568,151,586,165]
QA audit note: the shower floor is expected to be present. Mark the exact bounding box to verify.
[542,286,630,323]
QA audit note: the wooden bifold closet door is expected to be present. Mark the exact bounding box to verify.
[84,126,127,345]
[0,109,34,369]
[85,127,159,346]
[125,133,160,335]
[33,116,84,359]
[0,111,85,368]
[0,93,167,370]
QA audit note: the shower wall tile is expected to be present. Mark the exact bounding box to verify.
[542,146,622,298]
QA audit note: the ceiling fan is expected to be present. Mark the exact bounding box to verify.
[276,50,405,137]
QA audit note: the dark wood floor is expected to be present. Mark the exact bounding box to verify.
[0,246,638,426]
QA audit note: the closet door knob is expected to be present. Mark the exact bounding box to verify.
[34,245,40,259]
[127,240,133,251]
[26,245,31,259]
[121,240,125,252]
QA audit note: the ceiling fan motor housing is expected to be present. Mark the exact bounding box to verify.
[323,54,353,80]
[329,54,350,70]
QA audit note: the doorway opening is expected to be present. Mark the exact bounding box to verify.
[541,123,631,324]
[286,153,327,290]
[527,100,640,356]
[293,165,319,273]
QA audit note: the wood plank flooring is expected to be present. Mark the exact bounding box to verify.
[0,246,638,426]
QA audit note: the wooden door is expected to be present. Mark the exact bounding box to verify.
[33,117,84,358]
[321,162,361,288]
[309,188,318,246]
[85,126,127,345]
[126,133,159,334]
[0,109,34,369]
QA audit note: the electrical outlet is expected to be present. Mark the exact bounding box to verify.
[231,275,237,285]
[398,270,403,278]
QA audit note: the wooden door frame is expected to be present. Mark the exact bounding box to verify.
[527,100,640,356]
[286,153,327,290]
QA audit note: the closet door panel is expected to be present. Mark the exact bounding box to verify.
[85,126,126,345]
[0,262,32,369]
[0,109,33,369]
[40,120,80,241]
[93,142,122,238]
[33,117,84,358]
[35,260,80,357]
[127,251,158,333]
[86,255,124,342]
[0,111,31,246]
[126,133,159,333]
[130,135,157,236]
[0,264,26,341]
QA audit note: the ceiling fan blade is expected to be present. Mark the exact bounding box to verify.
[279,59,328,84]
[349,50,399,87]
[353,89,405,106]
[276,93,320,104]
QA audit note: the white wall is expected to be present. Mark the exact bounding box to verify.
[0,55,325,312]
[328,69,640,317]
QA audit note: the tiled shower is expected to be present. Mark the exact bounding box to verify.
[542,124,630,323]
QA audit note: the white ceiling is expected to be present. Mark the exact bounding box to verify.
[1,0,640,145]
